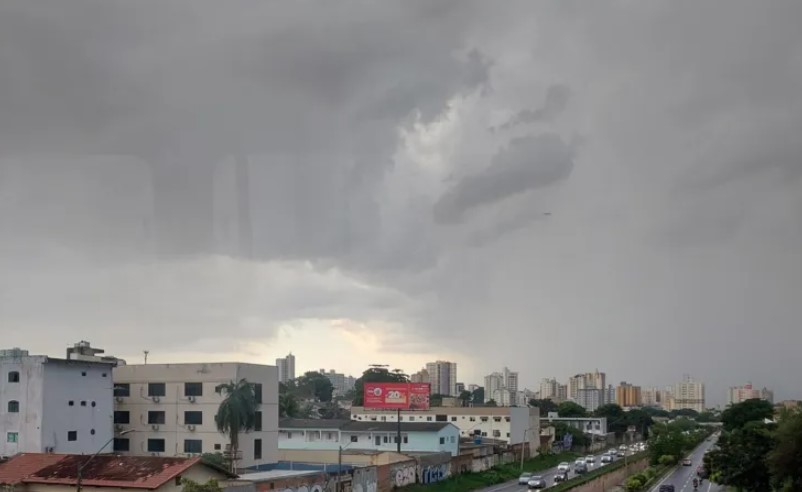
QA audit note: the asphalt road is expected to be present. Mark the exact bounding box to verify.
[479,445,643,492]
[648,436,725,492]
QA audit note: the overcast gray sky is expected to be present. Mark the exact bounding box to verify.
[1,1,800,406]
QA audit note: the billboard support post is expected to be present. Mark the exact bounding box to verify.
[397,408,401,453]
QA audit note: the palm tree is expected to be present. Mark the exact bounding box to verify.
[214,379,257,471]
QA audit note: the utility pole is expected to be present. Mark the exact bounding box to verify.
[396,408,402,453]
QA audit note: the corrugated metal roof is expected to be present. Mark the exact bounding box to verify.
[0,454,229,489]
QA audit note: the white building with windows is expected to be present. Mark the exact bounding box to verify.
[278,419,460,456]
[275,354,296,384]
[1,344,116,457]
[349,405,539,455]
[425,361,457,396]
[671,375,705,413]
[112,362,278,468]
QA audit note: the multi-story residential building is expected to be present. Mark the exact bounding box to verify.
[278,419,461,456]
[455,382,466,395]
[568,371,607,402]
[275,353,296,384]
[112,362,278,468]
[616,382,642,408]
[503,367,519,395]
[541,415,608,436]
[557,384,568,403]
[425,361,457,396]
[410,368,429,384]
[575,388,603,412]
[1,343,118,457]
[349,405,540,454]
[672,375,705,413]
[484,368,519,405]
[468,384,481,392]
[484,373,503,404]
[320,369,355,397]
[727,383,774,406]
[540,378,559,400]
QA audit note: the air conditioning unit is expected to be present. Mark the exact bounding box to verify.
[114,424,124,432]
[151,424,160,431]
[151,452,160,456]
[187,396,196,403]
[187,424,196,431]
[115,397,124,403]
[151,396,160,403]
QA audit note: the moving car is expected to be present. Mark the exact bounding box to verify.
[659,486,675,492]
[574,461,588,474]
[616,450,626,457]
[527,476,547,489]
[553,472,569,484]
[557,462,571,473]
[600,454,613,463]
[682,458,693,466]
[585,455,595,464]
[518,472,533,485]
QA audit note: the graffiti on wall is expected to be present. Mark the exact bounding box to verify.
[393,464,417,487]
[279,486,325,492]
[418,463,449,485]
[352,466,378,492]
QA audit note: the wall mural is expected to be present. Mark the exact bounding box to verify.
[418,463,449,485]
[392,464,417,487]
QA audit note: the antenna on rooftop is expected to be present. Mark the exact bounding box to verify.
[143,350,149,365]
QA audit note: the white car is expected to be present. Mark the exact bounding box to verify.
[557,462,571,473]
[518,472,533,485]
[585,455,596,464]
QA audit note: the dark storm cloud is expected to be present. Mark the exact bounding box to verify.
[433,134,574,224]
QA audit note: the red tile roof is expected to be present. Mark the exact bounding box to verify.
[0,454,224,489]
[0,453,64,485]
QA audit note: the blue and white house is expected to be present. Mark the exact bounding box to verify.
[278,419,461,456]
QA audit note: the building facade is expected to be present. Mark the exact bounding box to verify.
[539,378,559,401]
[275,354,296,384]
[541,414,608,436]
[278,419,461,456]
[568,371,607,402]
[1,345,115,457]
[112,362,278,468]
[671,375,705,413]
[349,406,539,455]
[574,388,603,412]
[727,383,774,406]
[410,368,429,384]
[425,361,457,396]
[616,382,642,408]
[320,369,355,397]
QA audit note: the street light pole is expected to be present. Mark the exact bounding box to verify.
[77,429,133,492]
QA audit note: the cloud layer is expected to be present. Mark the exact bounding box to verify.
[1,1,801,404]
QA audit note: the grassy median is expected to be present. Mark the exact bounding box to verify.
[402,452,579,492]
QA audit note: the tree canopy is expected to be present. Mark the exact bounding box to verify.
[721,398,774,431]
[767,409,802,491]
[294,371,335,402]
[214,379,257,470]
[529,398,558,416]
[352,367,409,406]
[556,401,587,418]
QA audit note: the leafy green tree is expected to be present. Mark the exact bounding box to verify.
[214,379,257,471]
[485,398,498,407]
[295,371,335,402]
[279,391,301,418]
[430,393,445,407]
[181,478,222,492]
[625,408,655,438]
[553,422,590,447]
[642,406,670,418]
[317,401,350,419]
[529,398,558,416]
[648,422,687,465]
[200,452,225,468]
[556,401,587,418]
[706,421,774,491]
[459,390,472,407]
[696,410,720,423]
[669,408,700,419]
[768,409,802,491]
[352,367,408,406]
[721,398,774,431]
[471,387,485,404]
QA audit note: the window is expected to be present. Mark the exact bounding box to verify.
[114,411,130,424]
[380,416,386,421]
[254,438,262,460]
[114,384,130,397]
[426,416,432,421]
[184,382,203,397]
[286,432,293,439]
[451,436,456,443]
[80,401,87,406]
[374,436,380,445]
[350,435,358,443]
[451,417,457,422]
[7,400,19,413]
[480,417,488,422]
[184,439,203,454]
[148,383,166,397]
[214,443,222,450]
[254,411,262,431]
[91,429,95,435]
[68,401,74,406]
[439,437,445,444]
[253,383,263,404]
[383,435,388,443]
[102,372,107,378]
[81,371,87,377]
[481,432,487,437]
[403,436,408,444]
[91,401,96,407]
[469,417,475,422]
[504,417,510,422]
[436,414,447,422]
[147,439,166,453]
[493,430,501,438]
[7,432,18,443]
[8,371,20,383]
[493,417,501,422]
[409,416,415,422]
[113,438,130,451]
[68,431,77,441]
[506,433,510,438]
[184,411,203,425]
[148,411,166,424]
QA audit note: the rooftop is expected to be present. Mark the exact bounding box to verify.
[279,418,454,433]
[350,406,524,415]
[0,454,233,489]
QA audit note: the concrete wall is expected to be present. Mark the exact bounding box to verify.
[113,362,278,468]
[280,426,460,456]
[568,457,649,492]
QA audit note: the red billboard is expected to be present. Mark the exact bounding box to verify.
[363,382,431,410]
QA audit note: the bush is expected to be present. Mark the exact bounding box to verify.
[624,476,644,491]
[658,454,677,466]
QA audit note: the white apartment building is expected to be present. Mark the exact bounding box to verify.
[320,369,355,397]
[1,344,116,457]
[727,383,774,406]
[275,354,296,384]
[484,373,503,404]
[540,378,559,400]
[575,388,603,412]
[425,361,457,396]
[568,371,607,402]
[671,375,705,413]
[484,368,519,405]
[112,362,278,468]
[349,405,540,455]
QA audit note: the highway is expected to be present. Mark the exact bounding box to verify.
[479,445,642,492]
[648,435,724,492]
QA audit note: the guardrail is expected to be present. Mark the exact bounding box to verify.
[549,451,649,492]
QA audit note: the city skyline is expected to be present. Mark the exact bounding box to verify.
[2,1,801,411]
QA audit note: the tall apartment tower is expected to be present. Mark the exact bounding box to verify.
[540,378,559,400]
[484,372,504,404]
[425,361,457,396]
[275,353,296,384]
[616,381,643,407]
[672,374,705,413]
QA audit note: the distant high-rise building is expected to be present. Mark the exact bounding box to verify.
[410,368,430,384]
[426,361,457,396]
[503,367,519,394]
[575,388,603,412]
[540,378,559,400]
[727,383,774,406]
[468,384,481,392]
[276,353,296,383]
[455,382,466,394]
[557,384,568,403]
[484,372,504,404]
[320,369,355,397]
[672,375,705,413]
[616,381,642,407]
[568,370,607,401]
[642,387,664,408]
